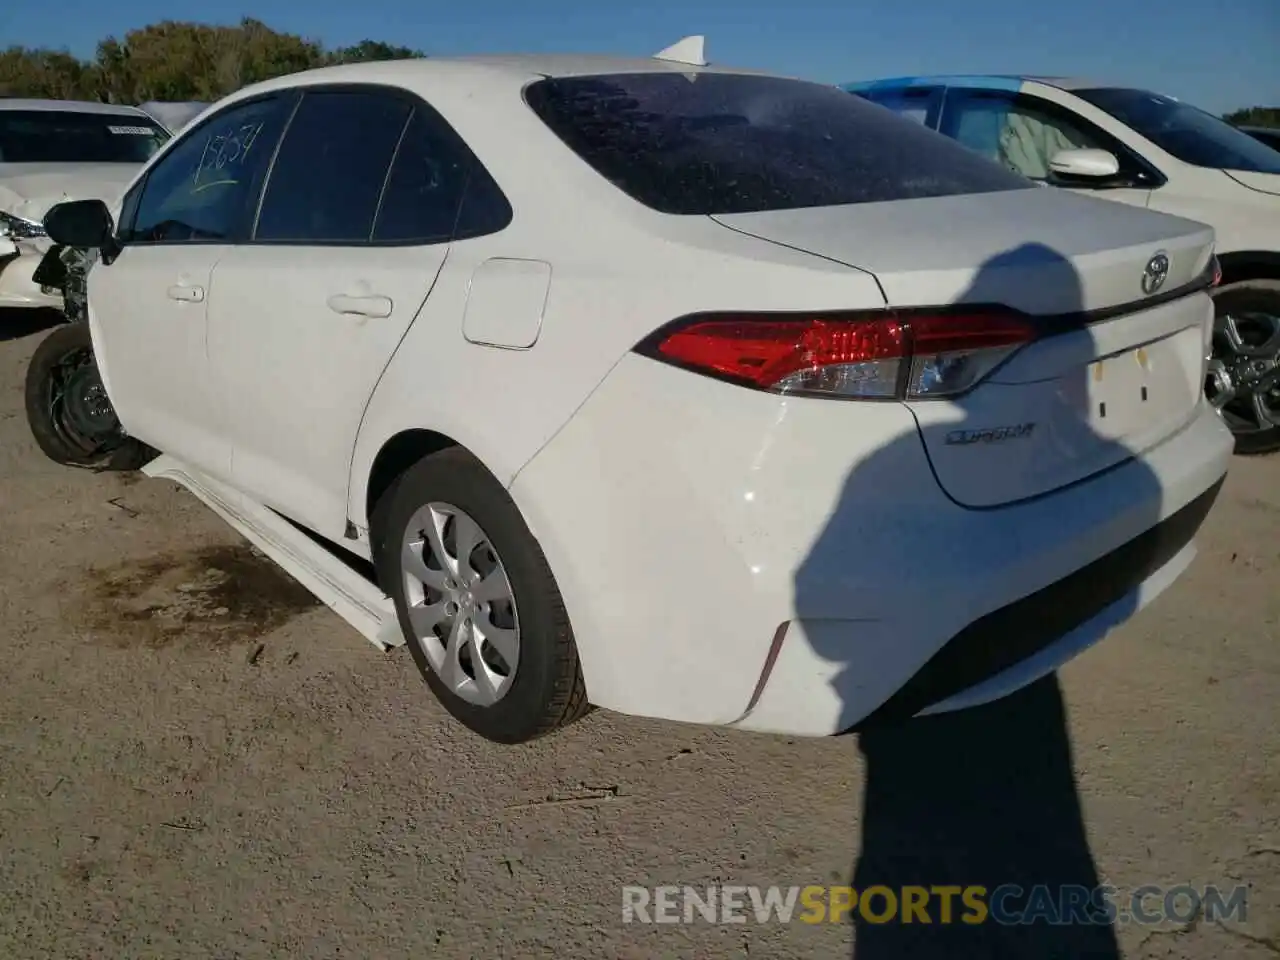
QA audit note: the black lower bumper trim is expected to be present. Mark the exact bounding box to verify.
[846,475,1225,732]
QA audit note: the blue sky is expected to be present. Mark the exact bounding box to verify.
[3,0,1277,115]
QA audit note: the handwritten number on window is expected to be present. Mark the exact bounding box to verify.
[193,121,265,191]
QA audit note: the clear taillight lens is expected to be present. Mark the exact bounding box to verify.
[636,310,1036,400]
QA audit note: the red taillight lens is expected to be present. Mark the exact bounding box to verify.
[638,310,1035,400]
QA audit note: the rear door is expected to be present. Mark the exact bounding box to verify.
[938,88,1158,208]
[208,86,477,543]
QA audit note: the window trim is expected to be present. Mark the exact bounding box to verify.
[938,88,1168,190]
[119,91,299,248]
[245,81,513,250]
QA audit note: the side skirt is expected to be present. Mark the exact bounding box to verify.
[143,455,404,651]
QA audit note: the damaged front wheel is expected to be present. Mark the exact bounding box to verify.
[24,322,155,470]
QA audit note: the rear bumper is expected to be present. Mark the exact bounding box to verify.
[846,475,1221,730]
[0,241,62,309]
[509,353,1234,736]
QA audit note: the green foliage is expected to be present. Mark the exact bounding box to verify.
[0,19,424,103]
[1223,106,1280,129]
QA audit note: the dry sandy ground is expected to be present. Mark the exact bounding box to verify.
[0,314,1276,960]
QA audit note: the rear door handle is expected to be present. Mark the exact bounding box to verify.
[327,294,393,318]
[166,284,205,303]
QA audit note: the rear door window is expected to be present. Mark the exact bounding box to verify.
[524,72,1032,215]
[255,90,412,243]
[371,105,511,244]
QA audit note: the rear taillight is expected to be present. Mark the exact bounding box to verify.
[636,310,1036,400]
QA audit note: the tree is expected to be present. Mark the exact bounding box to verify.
[0,20,424,102]
[0,46,91,99]
[1223,106,1280,129]
[327,40,422,65]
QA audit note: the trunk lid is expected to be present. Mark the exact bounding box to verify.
[712,188,1217,508]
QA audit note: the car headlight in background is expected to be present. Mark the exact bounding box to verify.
[0,211,48,241]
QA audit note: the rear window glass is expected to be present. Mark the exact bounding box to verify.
[524,73,1033,215]
[0,110,169,163]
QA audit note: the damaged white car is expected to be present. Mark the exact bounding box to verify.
[33,49,1231,746]
[0,99,170,313]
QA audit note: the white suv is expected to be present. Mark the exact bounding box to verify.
[846,75,1280,454]
[0,100,170,313]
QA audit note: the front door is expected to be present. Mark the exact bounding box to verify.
[89,93,293,482]
[209,88,475,543]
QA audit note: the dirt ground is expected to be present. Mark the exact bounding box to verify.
[1,313,1276,960]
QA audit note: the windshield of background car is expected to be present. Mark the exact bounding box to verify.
[523,72,1036,215]
[0,111,170,163]
[1075,88,1280,175]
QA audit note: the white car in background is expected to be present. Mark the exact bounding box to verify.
[136,101,210,134]
[844,76,1280,453]
[35,47,1232,744]
[0,99,169,312]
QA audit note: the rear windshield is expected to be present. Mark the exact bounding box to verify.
[1075,88,1280,175]
[524,72,1034,215]
[0,111,170,164]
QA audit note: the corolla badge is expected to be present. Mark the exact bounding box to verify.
[944,423,1037,446]
[1141,251,1170,296]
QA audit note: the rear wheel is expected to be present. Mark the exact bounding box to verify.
[24,322,155,470]
[372,447,589,744]
[1206,279,1280,456]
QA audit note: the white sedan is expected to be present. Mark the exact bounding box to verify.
[0,99,170,311]
[35,46,1233,743]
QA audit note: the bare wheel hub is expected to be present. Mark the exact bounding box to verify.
[49,347,124,452]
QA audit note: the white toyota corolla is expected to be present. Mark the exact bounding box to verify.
[34,46,1233,744]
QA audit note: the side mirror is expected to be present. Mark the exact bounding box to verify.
[1047,148,1122,182]
[42,198,116,250]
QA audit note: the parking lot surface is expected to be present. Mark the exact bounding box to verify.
[1,315,1276,959]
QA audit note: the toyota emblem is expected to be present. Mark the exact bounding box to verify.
[1142,252,1170,295]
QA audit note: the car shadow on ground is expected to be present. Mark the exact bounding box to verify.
[0,308,64,343]
[793,242,1169,958]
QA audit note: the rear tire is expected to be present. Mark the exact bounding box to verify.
[1209,279,1280,456]
[372,446,590,744]
[24,322,155,470]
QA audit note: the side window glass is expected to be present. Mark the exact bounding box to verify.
[453,163,513,240]
[859,87,940,127]
[942,92,1013,164]
[943,92,1107,180]
[116,177,144,238]
[999,103,1105,180]
[372,108,470,244]
[372,105,512,244]
[128,97,288,244]
[255,91,411,243]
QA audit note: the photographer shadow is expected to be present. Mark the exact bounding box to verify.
[794,242,1171,958]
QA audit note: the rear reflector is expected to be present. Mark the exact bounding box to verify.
[636,310,1036,400]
